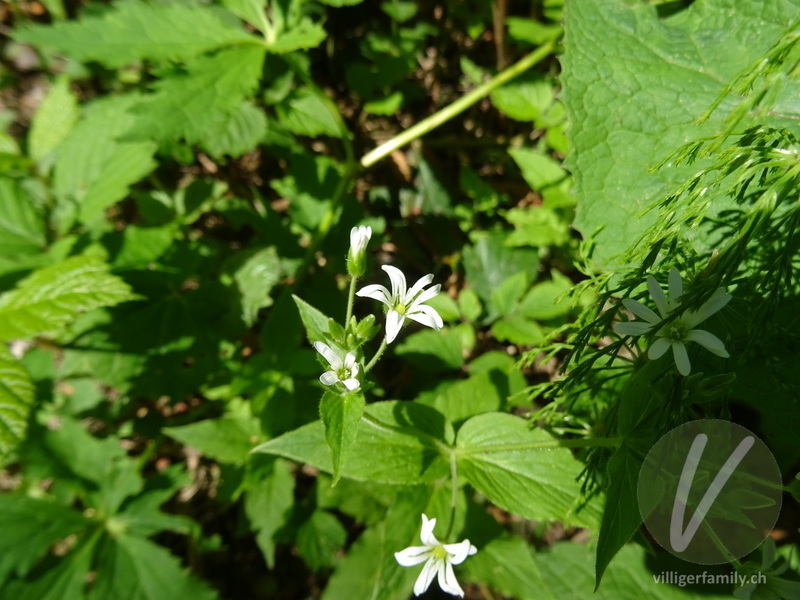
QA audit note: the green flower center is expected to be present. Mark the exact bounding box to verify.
[432,545,448,560]
[394,302,407,316]
[663,319,689,343]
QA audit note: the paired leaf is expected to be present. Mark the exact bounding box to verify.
[320,390,366,485]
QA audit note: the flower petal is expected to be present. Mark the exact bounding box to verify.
[349,361,360,378]
[648,337,671,359]
[420,514,439,546]
[409,282,440,307]
[356,284,392,306]
[385,309,405,344]
[313,341,342,369]
[668,267,683,308]
[342,378,360,391]
[343,353,357,371]
[672,342,691,376]
[684,288,731,328]
[622,298,661,325]
[614,322,653,336]
[382,265,407,301]
[438,560,465,597]
[320,371,339,386]
[686,329,729,357]
[405,274,435,304]
[413,557,438,596]
[407,305,443,331]
[647,275,671,319]
[444,539,475,565]
[395,546,432,567]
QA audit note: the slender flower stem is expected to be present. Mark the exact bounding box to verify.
[445,453,458,540]
[364,337,388,373]
[345,275,358,326]
[359,39,558,169]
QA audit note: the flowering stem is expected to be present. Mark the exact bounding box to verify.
[359,39,557,169]
[445,453,458,539]
[345,275,357,327]
[364,337,388,373]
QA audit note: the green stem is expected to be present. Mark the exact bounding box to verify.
[345,275,358,326]
[445,453,458,539]
[359,40,558,169]
[364,337,388,373]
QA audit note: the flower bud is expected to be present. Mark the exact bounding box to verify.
[347,225,371,277]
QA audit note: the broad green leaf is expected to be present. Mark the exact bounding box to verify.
[518,271,573,320]
[245,458,295,568]
[225,246,281,326]
[395,324,475,372]
[595,445,644,589]
[462,537,548,600]
[0,494,90,586]
[267,20,327,54]
[491,271,531,317]
[130,46,266,146]
[253,401,451,484]
[276,89,342,138]
[509,147,566,190]
[456,413,601,528]
[320,390,366,485]
[506,17,561,45]
[417,372,504,425]
[505,206,571,248]
[53,95,157,226]
[296,510,347,570]
[458,288,482,322]
[0,177,46,274]
[0,255,138,341]
[462,233,539,306]
[490,315,545,346]
[293,295,334,345]
[88,534,219,600]
[15,2,252,68]
[27,75,78,165]
[561,0,800,266]
[321,488,429,600]
[201,101,267,158]
[0,347,35,459]
[107,224,176,269]
[272,154,341,230]
[491,75,554,122]
[163,417,263,464]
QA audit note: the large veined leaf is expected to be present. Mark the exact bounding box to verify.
[14,1,252,68]
[0,255,138,341]
[456,413,602,528]
[0,177,47,274]
[0,347,35,460]
[561,0,800,266]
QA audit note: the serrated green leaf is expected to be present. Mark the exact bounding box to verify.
[107,224,176,269]
[27,76,78,165]
[226,246,281,326]
[267,19,327,53]
[562,0,800,266]
[320,390,365,485]
[505,206,571,247]
[491,271,531,316]
[491,315,545,346]
[253,401,451,484]
[458,288,483,322]
[15,2,252,68]
[0,495,90,587]
[297,510,347,570]
[245,458,295,568]
[0,256,138,341]
[456,413,601,528]
[276,88,342,138]
[509,147,566,190]
[462,233,539,306]
[53,95,157,227]
[222,0,270,35]
[164,417,263,464]
[0,177,47,271]
[518,271,573,320]
[201,101,267,158]
[130,46,265,146]
[0,347,35,460]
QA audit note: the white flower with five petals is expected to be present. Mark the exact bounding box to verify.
[356,265,443,344]
[613,268,731,376]
[394,514,477,597]
[313,341,360,391]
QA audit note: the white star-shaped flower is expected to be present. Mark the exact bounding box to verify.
[356,265,443,344]
[614,267,731,376]
[313,341,360,391]
[394,514,477,597]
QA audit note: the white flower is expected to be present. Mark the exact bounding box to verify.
[313,341,360,391]
[613,267,731,376]
[394,514,477,597]
[350,225,372,255]
[356,265,443,344]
